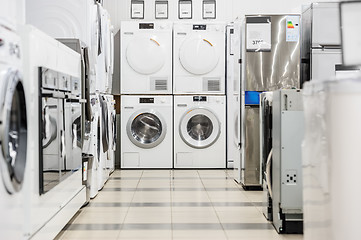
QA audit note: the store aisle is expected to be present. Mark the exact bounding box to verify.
[56,170,303,240]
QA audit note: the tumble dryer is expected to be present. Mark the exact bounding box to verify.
[120,21,173,94]
[121,95,173,168]
[98,94,110,189]
[0,1,18,31]
[0,25,28,239]
[173,23,226,95]
[174,95,226,168]
[25,0,100,93]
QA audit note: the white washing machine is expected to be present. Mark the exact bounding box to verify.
[25,0,99,93]
[105,94,116,174]
[97,93,110,189]
[0,25,28,239]
[121,95,173,168]
[86,94,101,198]
[174,95,226,168]
[173,23,226,95]
[120,21,173,95]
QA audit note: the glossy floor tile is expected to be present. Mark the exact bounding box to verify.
[56,170,303,240]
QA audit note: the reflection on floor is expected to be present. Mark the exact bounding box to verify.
[56,170,303,240]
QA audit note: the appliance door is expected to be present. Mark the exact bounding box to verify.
[245,15,300,91]
[179,107,221,149]
[125,33,166,75]
[40,97,62,194]
[71,103,82,169]
[126,110,167,149]
[0,70,27,194]
[179,35,220,75]
[243,106,261,185]
[99,96,109,152]
[311,3,341,47]
[311,48,342,81]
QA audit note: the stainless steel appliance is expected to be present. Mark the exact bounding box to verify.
[237,15,301,189]
[272,89,304,234]
[260,92,273,221]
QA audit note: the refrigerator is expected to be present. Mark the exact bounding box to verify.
[236,15,300,189]
[301,2,359,83]
[226,22,242,170]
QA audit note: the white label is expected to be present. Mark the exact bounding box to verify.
[83,162,88,181]
[203,2,216,19]
[246,22,271,51]
[179,2,192,19]
[286,16,300,42]
[131,3,144,19]
[156,2,168,19]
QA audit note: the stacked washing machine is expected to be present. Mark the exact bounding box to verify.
[25,0,116,197]
[0,2,29,239]
[173,23,226,168]
[120,21,173,169]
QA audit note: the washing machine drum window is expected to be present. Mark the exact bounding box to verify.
[179,37,219,75]
[0,71,27,194]
[127,112,166,149]
[187,114,213,141]
[126,37,165,75]
[180,108,220,149]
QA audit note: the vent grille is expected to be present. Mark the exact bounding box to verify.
[207,79,220,92]
[154,79,168,91]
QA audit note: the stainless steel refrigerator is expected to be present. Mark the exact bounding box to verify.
[236,15,301,189]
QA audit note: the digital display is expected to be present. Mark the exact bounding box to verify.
[140,98,155,103]
[193,96,207,102]
[139,23,154,29]
[193,25,207,30]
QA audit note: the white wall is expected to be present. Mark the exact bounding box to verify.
[104,0,340,32]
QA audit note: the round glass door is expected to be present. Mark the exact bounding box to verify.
[0,70,27,194]
[180,108,220,149]
[126,37,165,75]
[179,37,219,75]
[127,110,166,149]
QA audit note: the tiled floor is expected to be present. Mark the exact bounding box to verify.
[56,170,303,240]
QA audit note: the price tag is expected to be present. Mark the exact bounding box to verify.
[246,17,271,52]
[179,0,192,19]
[203,1,216,19]
[131,1,144,19]
[155,1,168,19]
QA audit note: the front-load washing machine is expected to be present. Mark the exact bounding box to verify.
[174,95,226,168]
[98,94,110,188]
[120,21,173,95]
[0,25,28,239]
[105,94,116,174]
[121,95,173,168]
[173,23,226,95]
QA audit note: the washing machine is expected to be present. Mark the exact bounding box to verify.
[98,94,110,188]
[0,25,28,239]
[105,94,116,174]
[121,95,173,168]
[173,23,226,95]
[174,95,226,168]
[87,94,101,198]
[120,21,173,95]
